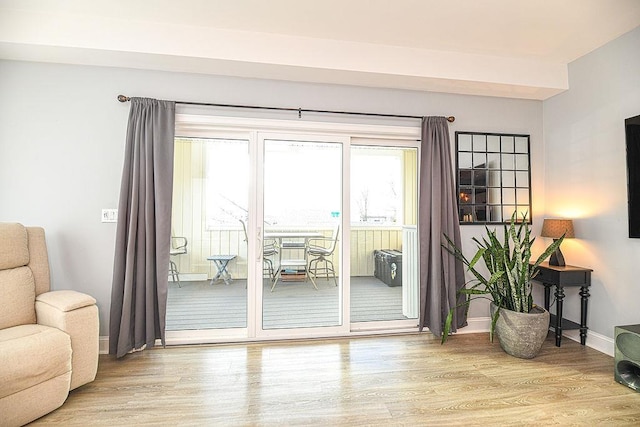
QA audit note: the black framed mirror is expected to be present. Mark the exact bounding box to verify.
[455,131,532,224]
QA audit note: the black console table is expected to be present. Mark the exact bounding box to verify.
[531,262,592,347]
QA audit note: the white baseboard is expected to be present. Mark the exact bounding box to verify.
[98,317,616,357]
[562,329,614,356]
[99,336,109,354]
[453,316,492,334]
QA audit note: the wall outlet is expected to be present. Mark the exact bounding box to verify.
[101,209,118,223]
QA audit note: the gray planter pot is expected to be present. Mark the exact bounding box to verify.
[490,302,550,359]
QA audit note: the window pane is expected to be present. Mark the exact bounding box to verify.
[205,139,250,228]
[474,170,487,186]
[503,205,517,220]
[516,171,529,187]
[473,152,487,168]
[473,134,486,151]
[487,135,501,152]
[488,170,501,187]
[502,171,515,187]
[502,136,515,152]
[515,137,528,153]
[489,206,502,222]
[475,187,487,204]
[264,139,342,329]
[458,133,472,151]
[460,206,473,222]
[459,170,472,186]
[503,188,516,204]
[488,187,501,204]
[502,153,515,169]
[459,152,472,168]
[169,137,250,331]
[517,188,530,205]
[487,153,501,169]
[460,187,472,204]
[351,147,406,225]
[266,140,341,227]
[515,154,529,171]
[475,206,487,222]
[351,145,419,322]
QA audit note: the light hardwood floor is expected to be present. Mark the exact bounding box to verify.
[31,333,640,426]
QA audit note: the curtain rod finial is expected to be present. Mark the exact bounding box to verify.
[447,116,455,123]
[117,95,130,102]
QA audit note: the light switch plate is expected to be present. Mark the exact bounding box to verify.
[101,209,118,223]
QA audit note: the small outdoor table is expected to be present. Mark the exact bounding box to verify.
[207,255,236,285]
[264,231,324,292]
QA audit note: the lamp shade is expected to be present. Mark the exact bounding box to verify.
[541,218,575,239]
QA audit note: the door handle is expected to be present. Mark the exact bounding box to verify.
[257,226,264,261]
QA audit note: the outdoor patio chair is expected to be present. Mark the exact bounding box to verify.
[306,224,339,286]
[169,236,188,287]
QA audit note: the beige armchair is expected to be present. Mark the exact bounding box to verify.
[0,223,99,427]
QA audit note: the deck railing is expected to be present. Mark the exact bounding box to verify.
[171,226,405,280]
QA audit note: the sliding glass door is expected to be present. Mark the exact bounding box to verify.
[261,138,343,329]
[167,116,421,344]
[166,137,250,333]
[349,145,419,325]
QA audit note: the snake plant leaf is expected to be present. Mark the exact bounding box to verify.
[490,306,501,342]
[441,309,453,344]
[468,248,486,270]
[459,288,492,295]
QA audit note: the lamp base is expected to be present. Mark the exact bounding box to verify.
[549,245,566,267]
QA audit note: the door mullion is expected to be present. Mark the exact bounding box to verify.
[249,130,263,338]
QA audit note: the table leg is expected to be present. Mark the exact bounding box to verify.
[305,268,318,290]
[554,285,565,347]
[210,260,233,285]
[271,267,282,292]
[209,260,221,285]
[579,285,590,345]
[221,260,232,285]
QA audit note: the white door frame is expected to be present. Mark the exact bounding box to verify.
[167,114,421,345]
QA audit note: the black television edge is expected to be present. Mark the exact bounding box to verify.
[625,114,640,238]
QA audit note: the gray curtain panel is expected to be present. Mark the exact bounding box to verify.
[418,116,466,337]
[109,98,175,358]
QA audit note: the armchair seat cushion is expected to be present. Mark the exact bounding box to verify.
[0,324,71,399]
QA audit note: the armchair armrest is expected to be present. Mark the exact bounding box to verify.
[36,290,96,312]
[36,290,99,390]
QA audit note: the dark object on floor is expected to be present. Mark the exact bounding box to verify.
[374,249,402,287]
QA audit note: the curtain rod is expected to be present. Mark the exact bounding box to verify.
[117,95,455,123]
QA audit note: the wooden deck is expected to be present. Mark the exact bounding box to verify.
[166,276,413,330]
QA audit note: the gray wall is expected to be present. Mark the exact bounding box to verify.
[543,26,640,343]
[0,59,543,336]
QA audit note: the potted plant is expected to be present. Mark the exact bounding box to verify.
[441,212,564,358]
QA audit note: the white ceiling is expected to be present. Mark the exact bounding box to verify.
[1,0,640,99]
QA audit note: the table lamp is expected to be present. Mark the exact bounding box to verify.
[541,218,575,266]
